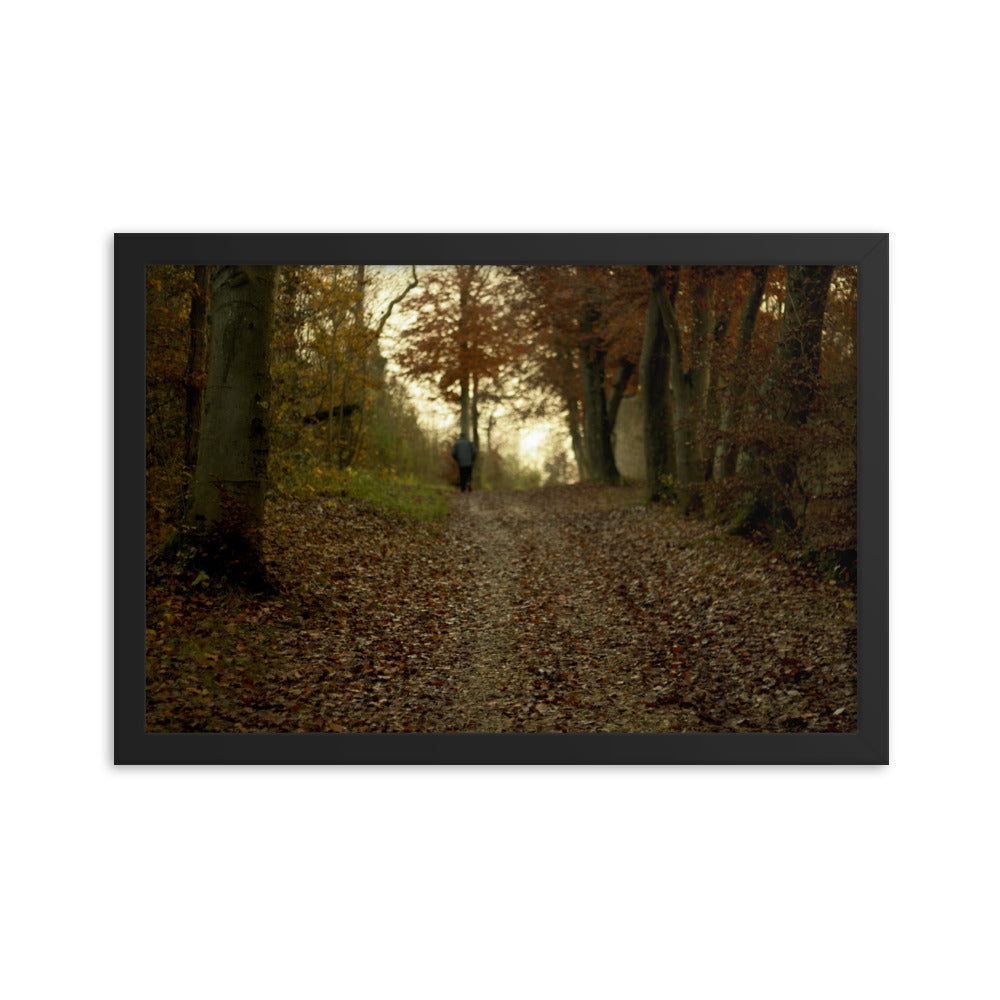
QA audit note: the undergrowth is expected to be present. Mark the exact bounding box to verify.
[270,463,450,525]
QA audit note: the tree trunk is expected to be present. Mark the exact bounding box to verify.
[458,267,472,438]
[767,265,835,425]
[554,337,587,481]
[566,396,587,481]
[326,268,341,466]
[737,265,834,536]
[335,264,368,469]
[714,266,768,481]
[766,264,834,523]
[187,265,277,583]
[578,309,620,485]
[486,410,496,488]
[640,272,675,501]
[459,373,471,438]
[702,308,732,482]
[685,269,716,488]
[651,268,705,513]
[606,358,635,433]
[183,265,210,474]
[471,372,481,489]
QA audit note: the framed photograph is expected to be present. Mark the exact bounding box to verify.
[118,233,887,764]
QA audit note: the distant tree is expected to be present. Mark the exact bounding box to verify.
[727,265,837,536]
[639,266,677,501]
[365,374,445,482]
[396,265,526,462]
[578,296,621,485]
[759,264,835,528]
[711,266,768,481]
[647,266,731,513]
[269,264,417,479]
[765,265,835,425]
[508,265,645,485]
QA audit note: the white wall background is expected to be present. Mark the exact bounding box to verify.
[3,3,996,997]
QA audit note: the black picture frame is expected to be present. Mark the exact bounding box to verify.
[117,233,888,764]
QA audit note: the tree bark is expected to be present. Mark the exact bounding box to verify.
[606,357,636,433]
[183,265,210,473]
[766,264,834,522]
[651,267,706,513]
[767,265,835,425]
[579,344,620,484]
[188,265,277,581]
[566,395,587,481]
[736,265,834,535]
[578,308,620,484]
[330,265,368,468]
[458,267,472,438]
[554,337,587,480]
[339,264,369,469]
[640,272,675,501]
[459,374,471,438]
[471,371,481,488]
[684,268,716,489]
[713,266,768,481]
[326,267,341,465]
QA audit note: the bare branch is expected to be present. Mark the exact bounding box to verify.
[374,265,419,335]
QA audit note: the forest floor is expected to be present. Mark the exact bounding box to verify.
[146,484,857,733]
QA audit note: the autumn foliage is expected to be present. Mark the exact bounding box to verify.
[143,257,858,735]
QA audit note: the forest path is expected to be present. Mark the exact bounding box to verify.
[399,484,857,734]
[146,484,858,734]
[432,488,658,732]
[437,491,535,731]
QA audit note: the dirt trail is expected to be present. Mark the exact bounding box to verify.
[422,486,856,733]
[436,493,532,730]
[434,489,631,732]
[147,484,858,734]
[429,489,646,731]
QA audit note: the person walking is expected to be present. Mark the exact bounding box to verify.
[451,434,477,492]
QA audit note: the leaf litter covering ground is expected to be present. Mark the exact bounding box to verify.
[146,485,857,733]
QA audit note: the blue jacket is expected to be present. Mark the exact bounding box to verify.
[452,436,477,467]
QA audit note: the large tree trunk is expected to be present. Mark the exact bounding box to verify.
[640,272,675,501]
[183,265,210,473]
[579,344,620,484]
[188,265,277,582]
[651,267,710,513]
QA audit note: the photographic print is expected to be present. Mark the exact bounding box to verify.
[118,234,887,763]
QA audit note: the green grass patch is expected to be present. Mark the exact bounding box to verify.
[273,462,449,525]
[343,468,450,524]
